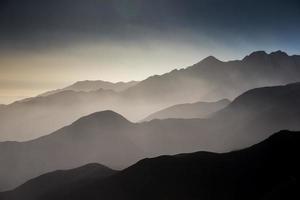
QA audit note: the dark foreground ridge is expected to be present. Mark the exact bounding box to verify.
[1,130,299,200]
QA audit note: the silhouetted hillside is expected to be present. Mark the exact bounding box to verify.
[0,164,116,200]
[143,99,230,121]
[1,130,299,200]
[1,50,300,141]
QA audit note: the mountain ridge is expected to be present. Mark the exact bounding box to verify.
[39,80,139,97]
[143,99,230,121]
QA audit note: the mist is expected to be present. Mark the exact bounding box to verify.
[0,51,300,141]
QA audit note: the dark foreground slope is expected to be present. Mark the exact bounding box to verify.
[0,164,116,200]
[1,130,299,200]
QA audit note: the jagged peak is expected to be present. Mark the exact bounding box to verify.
[269,50,289,57]
[242,50,268,61]
[242,50,290,62]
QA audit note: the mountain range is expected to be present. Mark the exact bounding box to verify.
[143,98,230,121]
[1,130,299,200]
[1,82,300,191]
[39,80,139,97]
[0,50,300,141]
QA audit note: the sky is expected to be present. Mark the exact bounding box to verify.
[0,0,300,104]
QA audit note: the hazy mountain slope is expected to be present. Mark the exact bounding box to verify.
[0,111,217,191]
[0,111,142,191]
[211,82,300,142]
[0,164,116,200]
[1,130,299,200]
[0,105,5,111]
[39,80,139,96]
[0,89,122,141]
[1,50,300,141]
[1,83,300,191]
[123,51,300,105]
[143,99,230,121]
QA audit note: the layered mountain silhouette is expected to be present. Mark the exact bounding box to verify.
[1,50,300,141]
[1,130,299,200]
[1,82,300,191]
[39,80,139,96]
[0,111,142,191]
[143,99,230,121]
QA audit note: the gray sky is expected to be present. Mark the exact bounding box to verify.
[0,0,300,104]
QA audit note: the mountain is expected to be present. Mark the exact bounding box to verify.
[1,50,300,141]
[212,82,300,140]
[1,130,299,200]
[39,80,139,96]
[0,111,143,191]
[1,82,300,190]
[0,164,116,200]
[0,89,121,141]
[143,99,230,121]
[123,50,300,105]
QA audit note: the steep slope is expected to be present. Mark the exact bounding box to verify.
[1,130,299,200]
[1,50,300,141]
[39,80,139,96]
[143,99,230,121]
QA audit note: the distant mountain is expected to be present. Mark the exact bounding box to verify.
[1,50,300,141]
[1,130,299,200]
[0,89,121,141]
[0,111,143,191]
[143,99,230,121]
[1,82,300,190]
[212,82,300,140]
[39,80,139,96]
